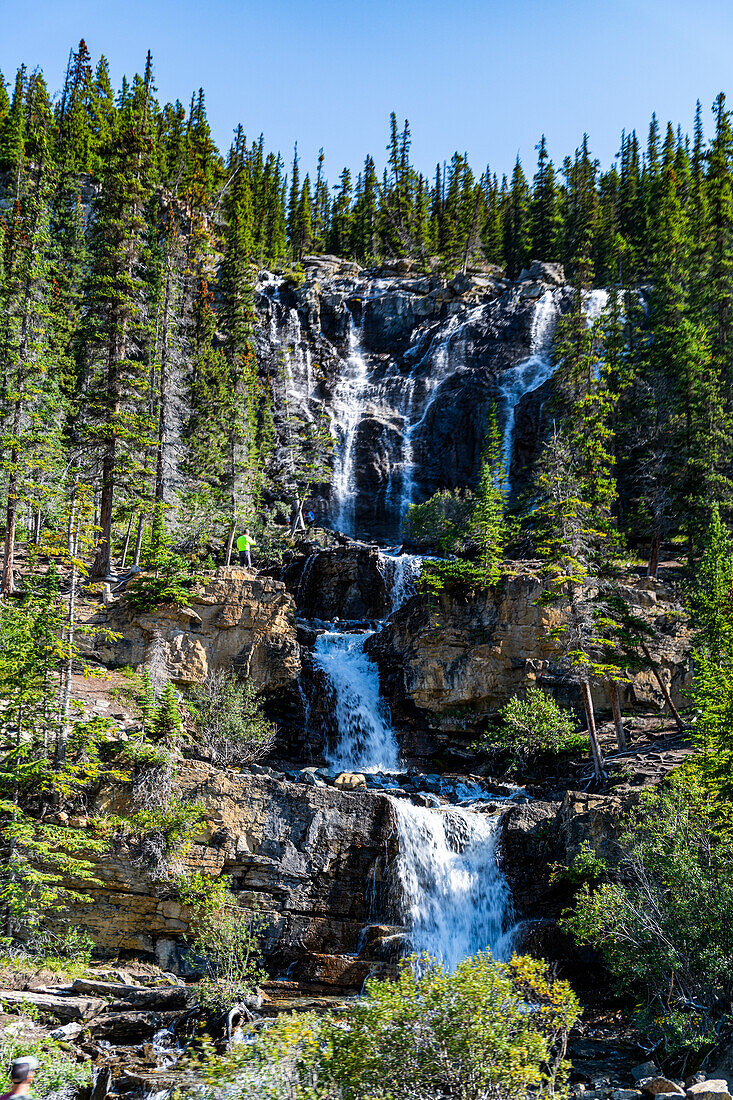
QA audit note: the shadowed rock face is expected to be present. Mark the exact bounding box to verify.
[256,263,573,541]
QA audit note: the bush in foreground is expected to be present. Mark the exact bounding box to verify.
[563,773,733,1056]
[187,951,580,1100]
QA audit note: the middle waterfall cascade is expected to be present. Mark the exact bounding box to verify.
[390,799,512,969]
[312,630,400,774]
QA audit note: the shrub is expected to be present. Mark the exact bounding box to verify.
[187,671,277,766]
[404,489,473,554]
[0,1030,92,1100]
[126,549,198,611]
[188,903,267,1011]
[418,557,494,596]
[562,773,733,1056]
[186,951,580,1100]
[484,686,583,769]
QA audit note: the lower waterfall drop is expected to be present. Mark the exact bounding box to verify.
[390,799,512,970]
[312,630,399,773]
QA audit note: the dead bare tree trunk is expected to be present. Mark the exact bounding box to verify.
[581,679,605,784]
[609,680,626,750]
[640,642,686,732]
[132,512,145,568]
[225,522,236,567]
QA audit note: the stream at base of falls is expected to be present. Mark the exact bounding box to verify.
[310,551,515,967]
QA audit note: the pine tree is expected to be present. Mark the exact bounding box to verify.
[470,406,505,582]
[84,62,156,578]
[530,135,562,262]
[503,157,531,278]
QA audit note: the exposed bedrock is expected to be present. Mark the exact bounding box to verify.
[82,567,301,695]
[255,259,574,540]
[366,568,691,757]
[68,763,397,983]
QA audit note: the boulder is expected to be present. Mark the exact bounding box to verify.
[686,1084,731,1100]
[334,773,367,790]
[641,1080,684,1098]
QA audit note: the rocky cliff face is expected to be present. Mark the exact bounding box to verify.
[367,568,690,758]
[83,567,300,695]
[76,762,397,985]
[256,258,572,539]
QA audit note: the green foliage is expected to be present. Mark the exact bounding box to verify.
[403,489,473,554]
[563,774,733,1055]
[186,951,580,1100]
[188,903,266,1010]
[417,557,494,596]
[126,551,198,611]
[187,670,277,766]
[0,1028,92,1100]
[482,686,585,769]
[469,404,506,583]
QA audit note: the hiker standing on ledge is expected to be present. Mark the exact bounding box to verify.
[236,528,256,568]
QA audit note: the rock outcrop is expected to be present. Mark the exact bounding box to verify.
[367,568,691,755]
[83,568,300,693]
[72,763,397,980]
[256,263,573,540]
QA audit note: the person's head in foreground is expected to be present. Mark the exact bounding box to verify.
[7,1058,38,1095]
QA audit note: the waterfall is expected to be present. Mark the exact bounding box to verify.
[312,630,399,773]
[331,312,370,536]
[390,799,512,970]
[498,286,610,490]
[378,551,422,612]
[498,290,560,488]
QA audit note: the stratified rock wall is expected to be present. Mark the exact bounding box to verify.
[73,763,396,976]
[367,568,691,754]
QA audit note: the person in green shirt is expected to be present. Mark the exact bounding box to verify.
[236,529,256,568]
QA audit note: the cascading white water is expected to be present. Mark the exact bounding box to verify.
[312,630,399,773]
[498,290,560,489]
[378,551,422,612]
[498,287,611,491]
[331,312,370,536]
[390,799,512,970]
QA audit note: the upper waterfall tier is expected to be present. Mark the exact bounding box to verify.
[256,260,602,541]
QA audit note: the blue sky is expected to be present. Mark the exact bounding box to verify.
[1,0,732,181]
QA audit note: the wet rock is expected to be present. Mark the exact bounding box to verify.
[89,1009,180,1042]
